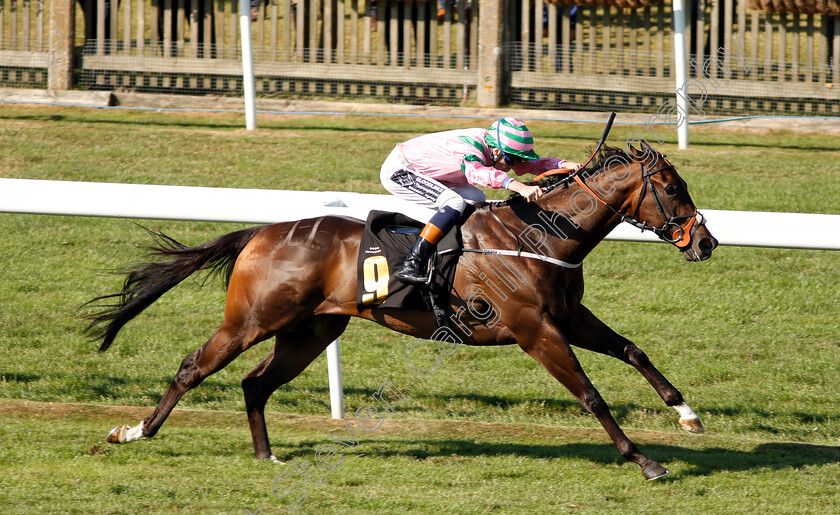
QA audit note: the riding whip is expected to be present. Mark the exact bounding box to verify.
[579,111,617,171]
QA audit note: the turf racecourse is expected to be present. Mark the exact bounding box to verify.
[3,400,839,514]
[1,105,839,514]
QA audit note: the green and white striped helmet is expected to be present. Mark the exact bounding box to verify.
[485,117,540,160]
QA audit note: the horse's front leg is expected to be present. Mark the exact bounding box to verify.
[564,304,704,434]
[516,321,669,480]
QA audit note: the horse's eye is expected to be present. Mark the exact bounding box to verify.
[665,185,677,196]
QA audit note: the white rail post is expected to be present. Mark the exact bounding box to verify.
[239,0,257,130]
[672,0,689,149]
[326,340,345,419]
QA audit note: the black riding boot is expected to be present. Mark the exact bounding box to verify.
[395,237,435,285]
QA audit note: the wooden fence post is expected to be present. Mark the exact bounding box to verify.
[49,0,76,90]
[477,0,504,107]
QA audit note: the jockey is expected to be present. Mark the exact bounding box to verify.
[380,117,583,285]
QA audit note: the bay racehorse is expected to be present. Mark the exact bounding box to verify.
[87,141,718,481]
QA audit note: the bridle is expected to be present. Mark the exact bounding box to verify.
[476,156,704,270]
[565,156,705,250]
[532,112,704,251]
[631,160,703,249]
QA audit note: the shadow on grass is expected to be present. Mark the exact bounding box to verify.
[0,372,42,383]
[296,387,591,415]
[274,438,839,478]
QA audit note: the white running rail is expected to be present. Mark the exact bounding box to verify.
[3,178,839,420]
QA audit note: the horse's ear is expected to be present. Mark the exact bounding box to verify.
[625,139,657,162]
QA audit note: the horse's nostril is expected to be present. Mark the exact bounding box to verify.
[699,238,716,251]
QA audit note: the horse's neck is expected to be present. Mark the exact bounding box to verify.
[468,168,642,263]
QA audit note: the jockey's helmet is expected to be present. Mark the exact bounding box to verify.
[486,117,540,162]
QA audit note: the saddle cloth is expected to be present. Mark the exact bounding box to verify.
[355,210,461,311]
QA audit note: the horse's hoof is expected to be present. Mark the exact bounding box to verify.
[106,425,130,444]
[680,417,705,434]
[642,462,670,481]
[106,422,145,443]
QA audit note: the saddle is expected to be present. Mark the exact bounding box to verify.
[356,210,462,324]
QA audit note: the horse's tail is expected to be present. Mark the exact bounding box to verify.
[84,225,267,352]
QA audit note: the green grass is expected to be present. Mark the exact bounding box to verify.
[1,105,839,513]
[2,400,839,514]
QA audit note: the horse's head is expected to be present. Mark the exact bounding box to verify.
[626,142,718,261]
[523,142,717,261]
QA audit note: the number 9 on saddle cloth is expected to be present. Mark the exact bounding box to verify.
[356,210,463,325]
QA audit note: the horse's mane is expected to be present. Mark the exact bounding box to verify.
[486,144,633,207]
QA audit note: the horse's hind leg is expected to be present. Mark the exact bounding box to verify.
[106,321,277,444]
[242,315,350,461]
[565,304,704,434]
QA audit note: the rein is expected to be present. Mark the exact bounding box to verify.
[569,159,703,250]
[534,111,703,251]
[454,112,700,268]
